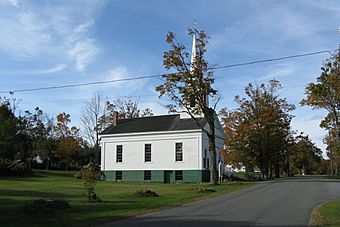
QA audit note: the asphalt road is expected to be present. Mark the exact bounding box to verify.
[103,177,340,227]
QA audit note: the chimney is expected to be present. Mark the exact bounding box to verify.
[112,111,119,126]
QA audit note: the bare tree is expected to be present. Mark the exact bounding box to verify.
[81,93,107,163]
[106,97,153,119]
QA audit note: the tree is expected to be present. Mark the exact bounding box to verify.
[55,113,79,138]
[0,101,20,160]
[35,117,58,170]
[156,28,220,184]
[81,93,107,164]
[220,80,295,179]
[56,136,81,170]
[288,134,322,175]
[105,97,153,119]
[54,113,81,170]
[301,52,340,170]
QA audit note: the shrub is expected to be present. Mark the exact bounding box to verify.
[0,159,31,176]
[244,172,259,181]
[135,189,159,197]
[80,162,104,202]
[23,199,70,215]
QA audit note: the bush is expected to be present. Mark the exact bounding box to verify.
[135,189,159,197]
[244,172,259,181]
[0,159,31,176]
[80,162,104,202]
[23,199,70,215]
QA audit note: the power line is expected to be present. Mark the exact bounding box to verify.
[210,50,332,70]
[0,49,332,94]
[0,75,162,94]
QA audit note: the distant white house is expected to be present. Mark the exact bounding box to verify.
[99,112,225,183]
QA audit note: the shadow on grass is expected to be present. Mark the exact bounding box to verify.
[0,189,80,199]
[33,170,77,178]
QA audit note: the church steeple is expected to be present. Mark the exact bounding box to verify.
[190,31,196,72]
[180,23,208,119]
[189,23,209,108]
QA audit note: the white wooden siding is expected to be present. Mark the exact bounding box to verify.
[100,130,202,171]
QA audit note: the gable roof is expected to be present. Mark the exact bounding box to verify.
[100,114,206,135]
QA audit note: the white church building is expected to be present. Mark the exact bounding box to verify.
[99,113,225,183]
[99,31,225,183]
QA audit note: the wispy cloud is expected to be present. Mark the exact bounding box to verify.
[0,1,104,72]
[0,10,52,60]
[0,0,18,7]
[209,1,332,56]
[67,19,99,72]
[258,63,296,81]
[0,63,67,75]
[68,38,99,72]
[36,64,67,74]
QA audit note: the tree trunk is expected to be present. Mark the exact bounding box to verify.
[95,132,100,164]
[206,109,218,185]
[46,157,50,170]
[275,163,280,178]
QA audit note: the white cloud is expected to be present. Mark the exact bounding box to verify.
[36,64,67,74]
[68,39,99,72]
[105,66,149,91]
[0,0,18,7]
[0,63,67,75]
[0,1,103,71]
[0,10,52,60]
[258,63,296,81]
[108,66,128,81]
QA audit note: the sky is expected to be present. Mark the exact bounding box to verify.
[0,0,340,156]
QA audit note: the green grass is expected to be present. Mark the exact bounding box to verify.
[0,170,254,226]
[310,200,340,226]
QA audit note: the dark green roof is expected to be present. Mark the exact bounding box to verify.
[100,114,206,135]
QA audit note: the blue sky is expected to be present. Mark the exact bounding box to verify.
[1,0,340,155]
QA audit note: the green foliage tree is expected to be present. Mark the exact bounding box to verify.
[0,102,20,160]
[156,28,220,184]
[221,80,295,179]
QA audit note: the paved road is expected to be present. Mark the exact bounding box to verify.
[103,177,340,227]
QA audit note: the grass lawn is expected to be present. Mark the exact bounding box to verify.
[0,170,254,226]
[310,200,340,226]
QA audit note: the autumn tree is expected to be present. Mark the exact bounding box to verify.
[301,51,340,173]
[54,113,81,169]
[156,28,220,184]
[288,134,322,175]
[55,113,79,138]
[221,80,295,179]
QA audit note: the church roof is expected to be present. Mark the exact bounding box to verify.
[100,114,206,135]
